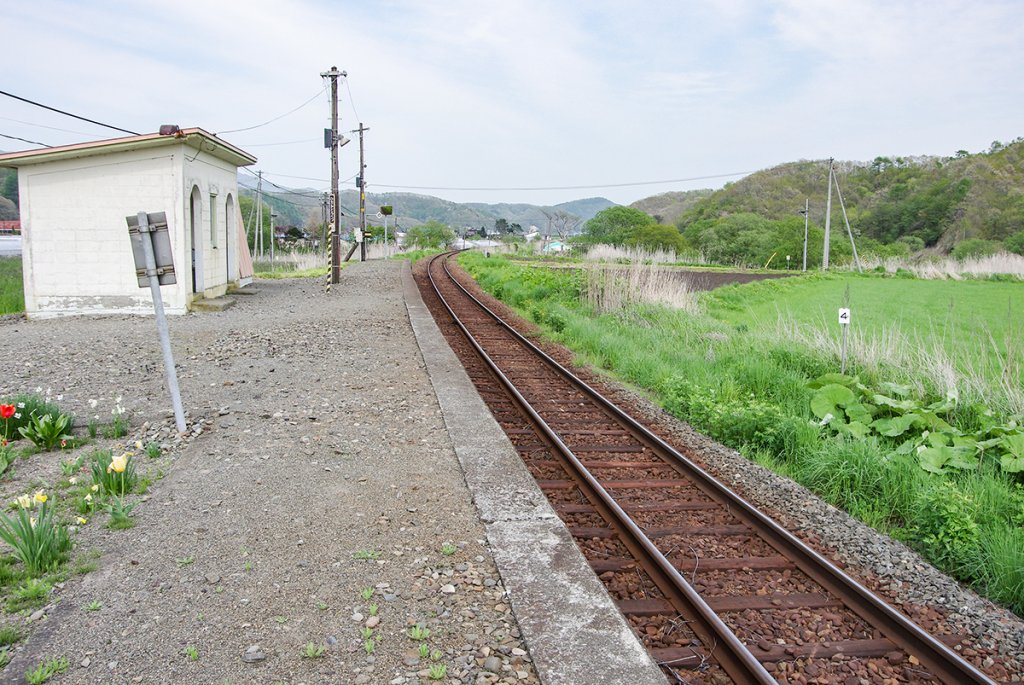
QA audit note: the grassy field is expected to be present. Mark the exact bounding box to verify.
[705,274,1024,413]
[459,252,1024,616]
[0,258,23,315]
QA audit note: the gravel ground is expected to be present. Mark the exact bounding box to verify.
[0,261,538,685]
[444,258,1024,684]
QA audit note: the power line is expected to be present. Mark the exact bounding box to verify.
[0,89,139,136]
[369,171,754,193]
[244,138,320,147]
[216,90,326,134]
[0,132,52,147]
[344,77,361,123]
[0,116,104,138]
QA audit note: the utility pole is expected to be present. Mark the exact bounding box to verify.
[256,170,264,258]
[270,211,277,271]
[354,123,370,262]
[800,198,809,272]
[823,158,834,270]
[321,66,346,284]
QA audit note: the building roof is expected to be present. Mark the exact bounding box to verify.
[0,127,257,168]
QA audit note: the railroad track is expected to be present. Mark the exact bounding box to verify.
[418,251,997,685]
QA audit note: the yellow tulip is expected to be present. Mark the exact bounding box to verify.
[16,495,32,509]
[110,453,129,474]
[77,517,88,525]
[91,484,99,492]
[69,477,78,485]
[84,494,93,503]
[33,491,47,505]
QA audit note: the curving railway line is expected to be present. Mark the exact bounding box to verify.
[417,251,999,685]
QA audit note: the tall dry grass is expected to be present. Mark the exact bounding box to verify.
[585,261,702,315]
[583,244,706,265]
[776,316,1024,415]
[854,252,1024,280]
[254,250,326,273]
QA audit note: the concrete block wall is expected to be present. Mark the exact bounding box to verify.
[20,150,187,317]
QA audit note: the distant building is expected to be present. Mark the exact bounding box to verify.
[0,128,256,318]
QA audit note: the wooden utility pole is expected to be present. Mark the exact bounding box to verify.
[256,170,263,258]
[823,158,834,270]
[321,66,346,284]
[355,123,370,262]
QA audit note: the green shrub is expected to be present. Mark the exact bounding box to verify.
[951,238,1003,259]
[915,481,981,578]
[1005,232,1024,256]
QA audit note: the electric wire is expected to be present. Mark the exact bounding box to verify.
[369,171,754,192]
[0,116,104,138]
[0,132,52,147]
[344,77,361,123]
[216,90,326,134]
[0,89,139,136]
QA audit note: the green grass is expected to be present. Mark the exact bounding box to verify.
[704,273,1024,411]
[459,252,1024,616]
[0,258,23,315]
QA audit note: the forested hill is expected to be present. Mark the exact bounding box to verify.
[669,139,1024,252]
[237,173,616,231]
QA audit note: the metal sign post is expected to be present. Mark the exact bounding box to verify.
[127,211,187,433]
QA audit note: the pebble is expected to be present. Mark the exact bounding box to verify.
[484,656,503,673]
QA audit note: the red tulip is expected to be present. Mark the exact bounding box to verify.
[0,404,14,420]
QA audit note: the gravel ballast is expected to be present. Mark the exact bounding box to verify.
[0,261,540,685]
[438,258,1024,684]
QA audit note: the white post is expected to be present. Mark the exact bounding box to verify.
[383,214,388,259]
[136,212,186,433]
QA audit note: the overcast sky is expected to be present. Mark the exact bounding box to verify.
[2,1,1022,207]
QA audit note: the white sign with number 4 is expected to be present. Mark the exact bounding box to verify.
[838,308,851,325]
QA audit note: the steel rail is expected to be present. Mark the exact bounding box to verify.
[430,252,997,685]
[427,253,776,684]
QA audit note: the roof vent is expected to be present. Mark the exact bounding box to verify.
[159,125,181,136]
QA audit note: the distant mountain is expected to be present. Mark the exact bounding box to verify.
[630,190,714,224]
[238,175,618,234]
[554,197,617,222]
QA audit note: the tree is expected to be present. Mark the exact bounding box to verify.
[239,195,273,253]
[577,206,655,246]
[1005,232,1024,256]
[623,224,690,253]
[542,209,582,241]
[405,220,456,249]
[0,169,17,210]
[494,218,509,235]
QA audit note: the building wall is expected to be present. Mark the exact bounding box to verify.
[182,152,242,301]
[19,149,186,317]
[16,142,246,317]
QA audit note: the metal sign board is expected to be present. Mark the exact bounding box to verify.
[127,211,176,288]
[838,308,851,325]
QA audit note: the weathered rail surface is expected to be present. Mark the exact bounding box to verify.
[417,251,998,685]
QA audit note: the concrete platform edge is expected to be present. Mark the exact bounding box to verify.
[401,261,666,685]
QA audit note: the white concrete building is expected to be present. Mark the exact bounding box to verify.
[0,128,257,318]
